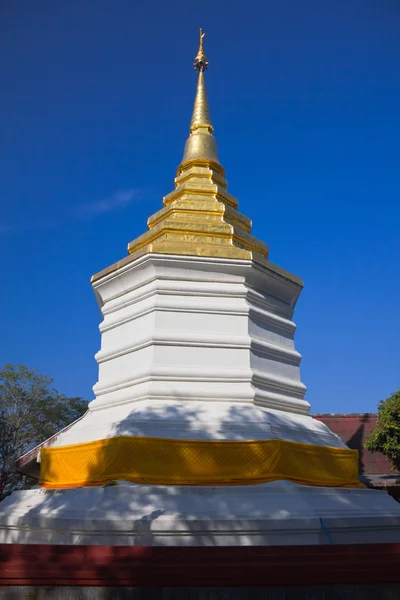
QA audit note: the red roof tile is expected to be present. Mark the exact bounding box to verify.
[314,414,398,476]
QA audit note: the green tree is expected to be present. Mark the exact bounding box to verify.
[365,389,400,471]
[0,364,88,495]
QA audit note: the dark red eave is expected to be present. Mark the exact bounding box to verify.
[315,413,399,477]
[1,544,400,587]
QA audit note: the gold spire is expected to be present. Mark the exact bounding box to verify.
[189,71,212,132]
[182,29,219,165]
[92,30,272,281]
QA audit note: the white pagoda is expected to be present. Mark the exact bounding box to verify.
[1,30,400,549]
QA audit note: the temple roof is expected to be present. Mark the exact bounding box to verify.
[315,414,400,494]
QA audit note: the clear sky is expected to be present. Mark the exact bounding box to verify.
[1,0,399,413]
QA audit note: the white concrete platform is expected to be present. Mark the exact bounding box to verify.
[1,482,400,546]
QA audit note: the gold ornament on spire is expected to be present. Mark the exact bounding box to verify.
[194,28,208,71]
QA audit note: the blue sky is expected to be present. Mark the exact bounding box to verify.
[1,0,399,413]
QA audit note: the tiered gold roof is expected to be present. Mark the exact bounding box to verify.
[127,29,269,262]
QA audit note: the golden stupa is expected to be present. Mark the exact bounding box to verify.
[93,30,269,283]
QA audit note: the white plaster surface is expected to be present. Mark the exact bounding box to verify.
[1,482,400,546]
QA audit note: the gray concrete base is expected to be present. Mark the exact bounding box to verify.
[1,586,400,600]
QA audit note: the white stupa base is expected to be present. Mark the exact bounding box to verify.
[1,481,400,546]
[7,253,400,549]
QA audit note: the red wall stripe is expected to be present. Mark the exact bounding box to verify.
[1,543,400,587]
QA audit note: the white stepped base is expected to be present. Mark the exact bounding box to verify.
[1,482,400,546]
[90,254,309,415]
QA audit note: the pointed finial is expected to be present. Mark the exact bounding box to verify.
[194,28,208,71]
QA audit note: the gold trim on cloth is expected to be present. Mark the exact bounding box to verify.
[40,436,363,489]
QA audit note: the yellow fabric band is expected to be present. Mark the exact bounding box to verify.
[39,435,362,489]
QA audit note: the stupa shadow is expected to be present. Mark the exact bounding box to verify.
[109,399,326,442]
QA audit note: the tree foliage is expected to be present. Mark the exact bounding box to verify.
[365,389,400,471]
[0,364,88,494]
